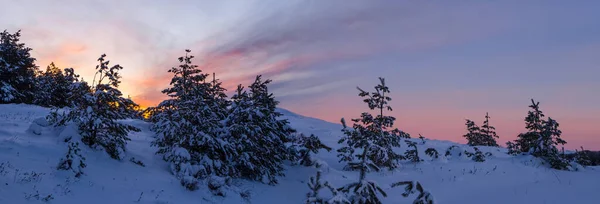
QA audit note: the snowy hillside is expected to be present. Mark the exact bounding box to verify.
[0,104,599,204]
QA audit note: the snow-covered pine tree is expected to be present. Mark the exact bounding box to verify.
[152,50,236,189]
[425,148,439,159]
[507,99,569,169]
[292,133,332,166]
[392,181,435,204]
[337,77,406,172]
[34,63,82,108]
[50,54,140,160]
[418,134,426,144]
[305,170,351,204]
[57,140,86,177]
[223,76,296,184]
[472,147,485,162]
[463,119,482,146]
[480,112,499,146]
[335,77,412,203]
[404,140,422,163]
[306,170,326,204]
[0,30,38,104]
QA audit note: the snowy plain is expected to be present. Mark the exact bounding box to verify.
[0,104,598,204]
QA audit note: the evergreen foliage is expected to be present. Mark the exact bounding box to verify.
[391,181,435,204]
[306,170,351,204]
[404,140,422,163]
[152,50,236,185]
[224,77,296,184]
[337,77,407,172]
[34,63,82,107]
[418,134,426,145]
[425,148,439,159]
[471,147,486,162]
[57,140,86,178]
[49,54,140,160]
[463,113,499,147]
[292,133,332,166]
[0,30,38,104]
[507,99,569,170]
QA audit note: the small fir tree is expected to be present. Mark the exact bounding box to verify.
[57,140,86,177]
[507,99,569,170]
[404,140,422,163]
[425,148,439,159]
[471,147,486,162]
[293,133,332,166]
[480,112,499,146]
[337,77,406,172]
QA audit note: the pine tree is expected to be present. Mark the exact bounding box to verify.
[336,77,411,203]
[418,134,426,144]
[404,140,422,163]
[471,147,486,162]
[152,50,236,186]
[292,133,332,166]
[49,54,140,160]
[425,148,439,159]
[463,119,482,146]
[464,113,499,147]
[480,112,499,146]
[337,77,406,172]
[223,76,296,184]
[0,30,38,104]
[305,171,351,204]
[392,181,435,204]
[34,63,82,107]
[507,99,569,170]
[57,140,86,178]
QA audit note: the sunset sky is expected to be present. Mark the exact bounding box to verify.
[2,0,599,149]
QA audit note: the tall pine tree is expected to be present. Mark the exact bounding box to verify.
[336,77,409,203]
[0,30,38,104]
[223,76,296,184]
[152,50,236,189]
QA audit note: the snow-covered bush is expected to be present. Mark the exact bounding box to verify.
[49,54,140,161]
[57,141,86,178]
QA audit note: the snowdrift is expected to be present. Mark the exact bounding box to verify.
[0,104,598,204]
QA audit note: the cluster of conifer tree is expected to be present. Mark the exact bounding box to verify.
[147,49,330,192]
[1,30,143,176]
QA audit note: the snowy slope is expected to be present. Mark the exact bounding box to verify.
[0,104,598,204]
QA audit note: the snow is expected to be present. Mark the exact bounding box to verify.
[0,104,599,203]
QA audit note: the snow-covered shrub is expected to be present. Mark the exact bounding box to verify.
[305,170,350,204]
[404,140,422,163]
[49,54,140,160]
[392,181,435,204]
[291,133,332,166]
[425,148,439,159]
[471,147,486,162]
[57,141,86,178]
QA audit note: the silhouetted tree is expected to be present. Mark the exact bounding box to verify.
[0,30,38,103]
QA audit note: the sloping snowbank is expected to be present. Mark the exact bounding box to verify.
[0,104,598,204]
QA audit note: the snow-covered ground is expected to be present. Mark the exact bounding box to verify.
[0,104,598,204]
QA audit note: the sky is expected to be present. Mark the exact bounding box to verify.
[1,0,599,150]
